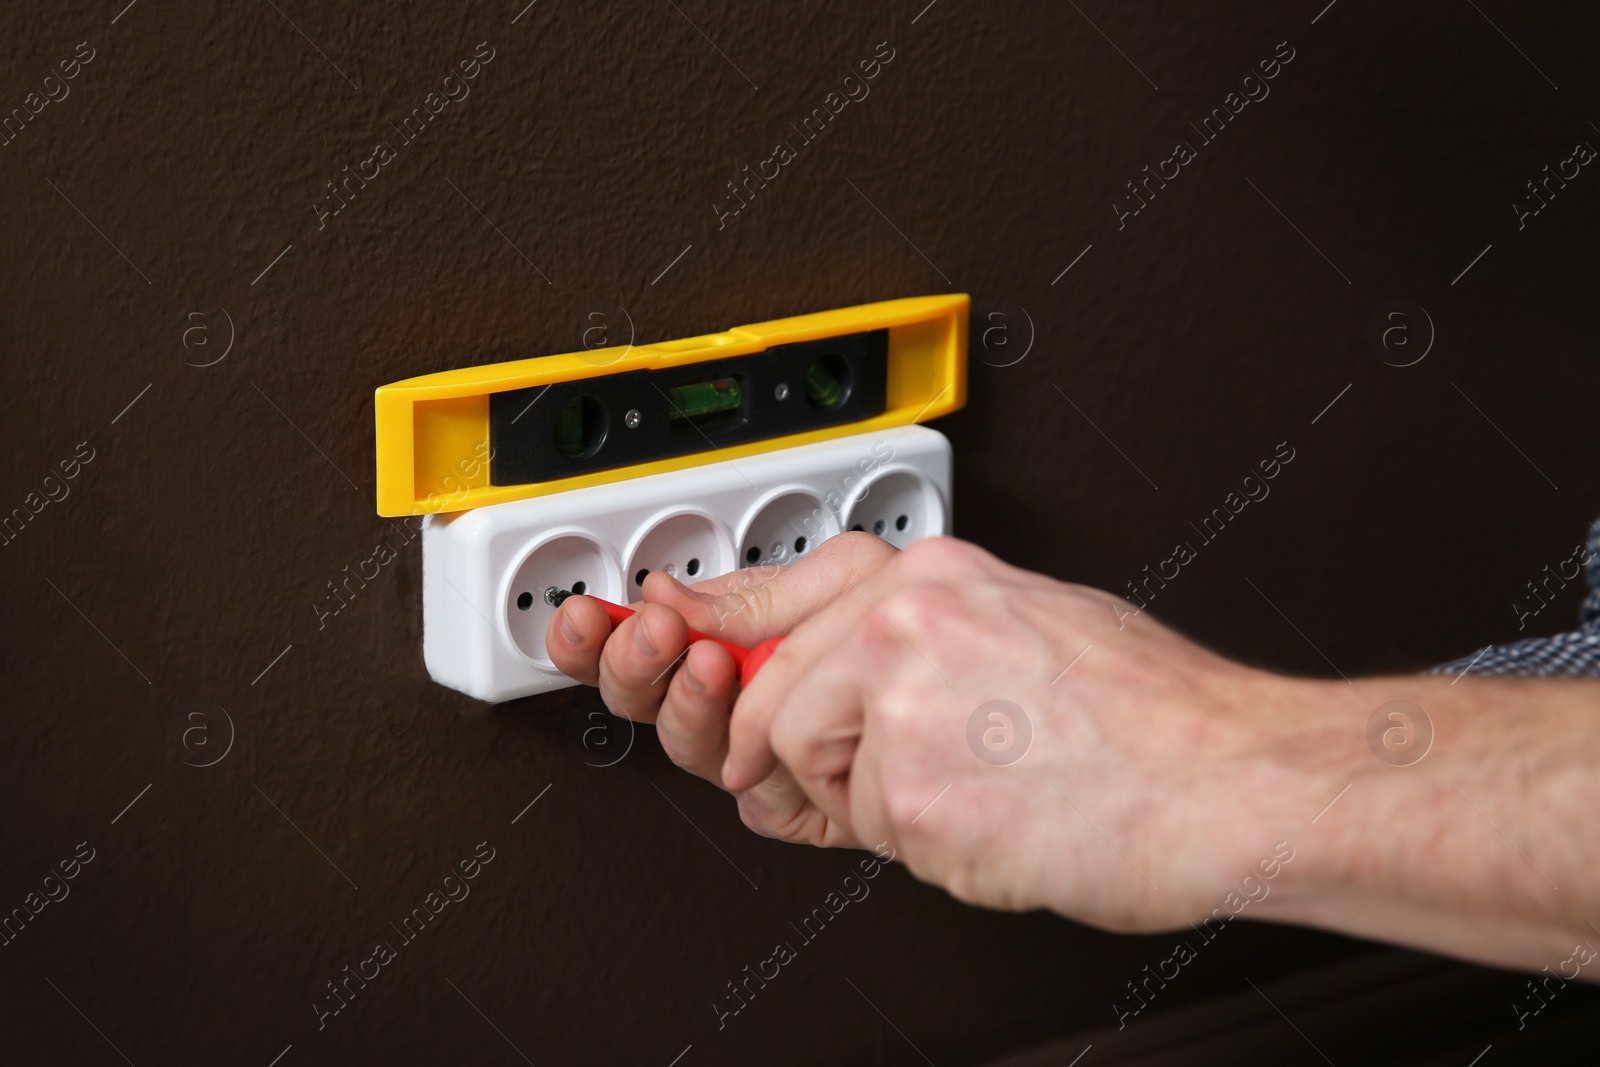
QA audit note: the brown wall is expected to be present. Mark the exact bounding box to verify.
[2,1,1596,1063]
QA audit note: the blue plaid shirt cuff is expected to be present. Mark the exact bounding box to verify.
[1430,516,1600,679]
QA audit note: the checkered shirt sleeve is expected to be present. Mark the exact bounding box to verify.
[1430,516,1600,679]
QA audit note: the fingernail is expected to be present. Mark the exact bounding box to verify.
[682,656,704,694]
[558,606,581,645]
[633,616,657,657]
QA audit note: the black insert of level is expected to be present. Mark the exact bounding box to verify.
[489,329,888,486]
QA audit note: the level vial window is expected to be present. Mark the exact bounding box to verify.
[667,377,742,426]
[804,355,849,410]
[555,395,607,458]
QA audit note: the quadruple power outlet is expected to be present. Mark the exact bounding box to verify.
[422,425,952,702]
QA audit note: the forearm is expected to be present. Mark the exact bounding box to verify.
[1254,675,1600,974]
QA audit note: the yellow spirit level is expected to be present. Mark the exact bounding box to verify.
[374,294,967,516]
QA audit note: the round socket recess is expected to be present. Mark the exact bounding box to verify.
[624,509,735,601]
[843,467,945,550]
[503,531,621,668]
[738,487,838,568]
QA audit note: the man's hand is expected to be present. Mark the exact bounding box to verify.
[546,532,899,849]
[552,533,1305,928]
[552,534,1600,975]
[721,536,1310,931]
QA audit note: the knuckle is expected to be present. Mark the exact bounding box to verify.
[879,773,932,838]
[654,708,694,768]
[598,682,656,722]
[824,528,897,564]
[705,581,772,634]
[771,692,851,774]
[867,689,932,757]
[597,664,663,720]
[879,582,964,640]
[735,794,784,840]
[938,862,984,907]
[770,715,832,783]
[659,735,692,770]
[735,582,775,625]
[873,687,923,731]
[767,712,806,772]
[598,694,646,723]
[853,603,906,653]
[897,535,978,576]
[601,647,646,692]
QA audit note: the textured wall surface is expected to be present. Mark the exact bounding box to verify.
[1,1,1597,1064]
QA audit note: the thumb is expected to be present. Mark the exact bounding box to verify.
[640,531,897,646]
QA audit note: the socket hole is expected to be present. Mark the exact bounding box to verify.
[504,536,614,669]
[851,524,863,532]
[555,395,608,458]
[841,469,942,552]
[624,511,734,605]
[740,488,836,570]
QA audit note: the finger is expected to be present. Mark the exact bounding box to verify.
[722,579,883,791]
[738,764,865,849]
[759,567,928,826]
[596,602,690,723]
[655,640,740,784]
[842,734,895,863]
[641,530,898,646]
[767,653,873,835]
[546,594,616,687]
[722,539,981,791]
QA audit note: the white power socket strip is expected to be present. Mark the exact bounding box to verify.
[422,425,953,702]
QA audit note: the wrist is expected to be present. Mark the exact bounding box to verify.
[1237,673,1591,970]
[1223,673,1368,917]
[1131,665,1358,928]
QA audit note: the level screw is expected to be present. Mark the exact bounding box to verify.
[774,383,790,401]
[624,408,642,429]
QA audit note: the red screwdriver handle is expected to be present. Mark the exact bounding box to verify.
[588,598,784,686]
[738,636,785,688]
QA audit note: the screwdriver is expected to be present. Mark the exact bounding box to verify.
[545,588,784,687]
